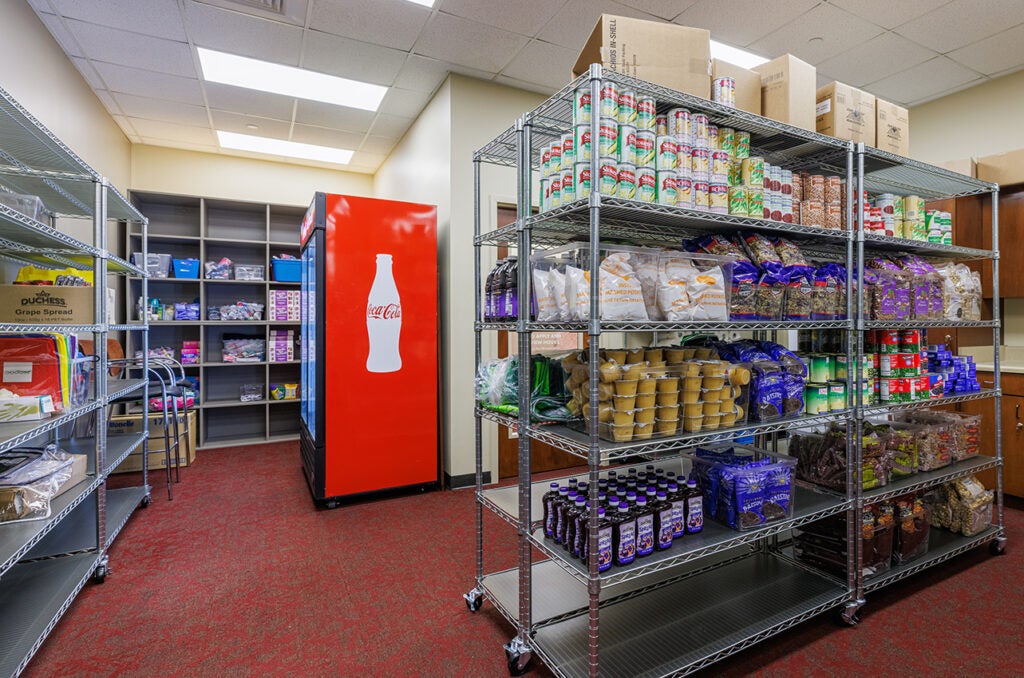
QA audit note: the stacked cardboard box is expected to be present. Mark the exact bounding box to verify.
[269,330,295,363]
[269,289,300,321]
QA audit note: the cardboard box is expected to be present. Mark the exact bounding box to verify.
[0,285,95,324]
[816,81,876,145]
[109,411,197,474]
[935,157,977,179]
[753,54,816,131]
[712,59,761,115]
[875,99,910,156]
[573,15,710,99]
[977,149,1024,186]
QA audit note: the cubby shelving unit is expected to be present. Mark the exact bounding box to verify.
[0,84,149,676]
[125,193,303,448]
[464,65,1004,678]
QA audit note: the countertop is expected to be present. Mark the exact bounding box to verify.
[959,345,1024,373]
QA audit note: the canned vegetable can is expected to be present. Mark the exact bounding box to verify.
[741,157,765,187]
[573,86,591,125]
[828,381,846,412]
[549,174,561,209]
[599,82,618,119]
[617,163,637,200]
[575,163,592,201]
[656,135,678,171]
[657,171,678,205]
[561,132,575,167]
[676,177,693,209]
[598,157,618,196]
[712,77,736,107]
[574,125,592,163]
[709,182,728,214]
[635,130,656,168]
[637,96,657,131]
[560,169,575,204]
[728,185,748,216]
[619,124,637,165]
[746,186,764,218]
[638,167,656,203]
[617,89,637,125]
[598,117,619,158]
[805,383,829,414]
[735,131,751,159]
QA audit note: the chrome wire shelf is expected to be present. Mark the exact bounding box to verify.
[861,389,997,416]
[859,145,997,201]
[862,456,999,504]
[861,319,998,329]
[863,526,1001,594]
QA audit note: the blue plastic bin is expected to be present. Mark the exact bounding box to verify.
[271,259,300,282]
[173,258,200,279]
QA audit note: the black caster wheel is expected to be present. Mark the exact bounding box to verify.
[93,565,108,584]
[141,495,152,508]
[325,501,339,510]
[990,539,1007,556]
[506,651,531,676]
[464,593,483,612]
[837,608,860,626]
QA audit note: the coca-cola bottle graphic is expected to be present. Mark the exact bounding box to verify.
[366,253,402,373]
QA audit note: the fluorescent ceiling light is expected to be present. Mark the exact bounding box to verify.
[710,40,768,69]
[197,47,386,112]
[217,131,354,165]
[404,0,435,6]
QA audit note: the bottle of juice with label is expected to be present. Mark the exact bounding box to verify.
[589,507,612,572]
[542,482,561,539]
[556,490,578,545]
[685,479,704,534]
[572,500,592,559]
[667,481,686,539]
[634,495,655,558]
[653,490,674,551]
[611,502,636,567]
[565,496,586,556]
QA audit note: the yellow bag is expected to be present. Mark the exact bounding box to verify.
[14,266,93,285]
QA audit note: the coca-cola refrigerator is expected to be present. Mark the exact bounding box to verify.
[299,193,440,506]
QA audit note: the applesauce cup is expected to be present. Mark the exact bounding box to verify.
[703,413,722,430]
[657,376,680,393]
[637,378,657,394]
[656,404,680,420]
[605,349,627,364]
[683,416,703,432]
[614,380,639,396]
[702,400,722,415]
[634,407,656,424]
[635,393,657,408]
[655,418,678,435]
[665,347,686,364]
[612,409,635,427]
[656,391,679,406]
[609,423,634,442]
[644,348,664,363]
[633,421,654,440]
[613,394,637,411]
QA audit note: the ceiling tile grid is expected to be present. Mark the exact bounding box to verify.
[22,0,1024,173]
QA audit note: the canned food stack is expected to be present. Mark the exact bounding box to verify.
[795,174,845,230]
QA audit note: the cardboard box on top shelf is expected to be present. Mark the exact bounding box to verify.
[573,15,710,99]
[816,81,875,145]
[0,285,94,324]
[934,157,977,179]
[752,54,816,131]
[875,99,910,156]
[711,58,761,115]
[976,149,1024,186]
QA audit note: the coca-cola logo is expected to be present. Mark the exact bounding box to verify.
[367,303,401,319]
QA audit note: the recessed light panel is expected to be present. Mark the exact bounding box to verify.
[198,47,386,111]
[217,130,354,164]
[710,40,768,69]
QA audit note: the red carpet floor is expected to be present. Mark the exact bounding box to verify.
[22,442,1024,677]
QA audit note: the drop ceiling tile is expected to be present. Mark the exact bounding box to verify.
[360,135,400,154]
[63,19,194,77]
[300,30,407,86]
[47,0,187,41]
[494,74,559,96]
[193,0,309,27]
[614,0,697,21]
[112,92,210,127]
[349,150,387,167]
[895,0,1024,53]
[92,62,205,105]
[71,57,104,90]
[368,113,415,138]
[748,3,885,65]
[828,0,950,30]
[93,89,120,115]
[293,100,376,132]
[35,11,83,57]
[947,23,1024,76]
[537,0,660,49]
[391,55,453,92]
[865,56,982,105]
[289,125,363,150]
[110,114,137,138]
[815,72,833,89]
[377,88,434,120]
[414,13,529,73]
[185,0,304,65]
[905,76,986,106]
[127,118,217,146]
[501,40,578,90]
[210,110,292,138]
[204,82,296,121]
[815,32,938,88]
[673,0,822,48]
[438,0,566,36]
[308,0,432,51]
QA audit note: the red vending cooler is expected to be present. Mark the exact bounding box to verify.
[300,193,439,506]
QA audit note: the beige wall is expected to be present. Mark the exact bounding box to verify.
[0,1,130,191]
[131,145,373,206]
[910,70,1024,165]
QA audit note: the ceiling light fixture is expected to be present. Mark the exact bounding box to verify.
[217,131,354,165]
[197,47,386,111]
[710,39,768,69]
[403,0,435,6]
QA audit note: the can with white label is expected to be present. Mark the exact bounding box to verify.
[599,82,618,119]
[618,124,637,165]
[598,117,619,158]
[573,86,591,125]
[655,115,669,136]
[708,125,719,151]
[637,167,656,203]
[549,173,561,209]
[711,150,730,182]
[635,130,656,168]
[709,182,729,214]
[637,96,657,131]
[560,169,575,204]
[561,132,575,168]
[598,157,618,196]
[574,163,592,201]
[691,147,710,180]
[657,171,677,205]
[712,77,736,107]
[676,176,693,209]
[549,140,562,176]
[693,113,709,147]
[539,178,548,212]
[676,144,692,178]
[617,163,637,200]
[668,107,691,139]
[617,89,637,125]
[574,125,592,164]
[656,135,678,171]
[541,145,551,179]
[693,180,710,211]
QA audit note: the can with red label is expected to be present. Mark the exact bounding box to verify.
[574,124,592,163]
[561,132,575,167]
[691,147,710,180]
[668,107,691,140]
[676,143,692,178]
[712,77,736,107]
[656,171,677,206]
[709,182,728,214]
[549,173,561,209]
[560,168,575,204]
[916,376,930,401]
[708,125,719,150]
[617,163,637,200]
[900,329,921,353]
[693,113,709,148]
[637,167,656,203]
[618,124,637,165]
[637,96,657,131]
[693,180,710,211]
[896,352,921,377]
[656,135,678,171]
[879,329,900,353]
[676,176,693,209]
[573,86,591,125]
[711,150,730,181]
[655,115,669,136]
[598,117,618,158]
[635,130,656,168]
[574,163,591,201]
[599,82,618,119]
[617,89,637,125]
[879,377,900,403]
[549,140,562,176]
[541,146,552,178]
[598,157,618,196]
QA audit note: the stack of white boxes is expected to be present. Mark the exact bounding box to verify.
[269,330,295,362]
[269,289,300,321]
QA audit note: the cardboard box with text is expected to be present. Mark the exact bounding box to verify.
[712,58,761,115]
[0,285,94,324]
[816,81,876,145]
[875,98,910,156]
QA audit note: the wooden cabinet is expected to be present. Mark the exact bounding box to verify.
[945,184,1024,299]
[966,371,1024,498]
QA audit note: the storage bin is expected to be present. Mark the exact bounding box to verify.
[0,193,48,222]
[233,264,265,281]
[132,252,172,278]
[272,258,301,282]
[172,258,200,278]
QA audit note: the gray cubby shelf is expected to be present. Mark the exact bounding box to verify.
[127,191,306,449]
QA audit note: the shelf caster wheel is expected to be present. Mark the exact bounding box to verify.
[503,638,532,676]
[141,495,152,508]
[838,601,862,627]
[464,589,483,612]
[93,557,110,584]
[325,500,339,510]
[990,537,1007,556]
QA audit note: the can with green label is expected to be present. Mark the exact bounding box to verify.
[728,185,748,216]
[808,354,831,383]
[637,167,656,203]
[598,157,618,196]
[598,117,619,158]
[804,383,829,414]
[828,381,846,412]
[735,131,751,159]
[746,186,764,218]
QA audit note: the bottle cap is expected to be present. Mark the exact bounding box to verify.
[657,491,668,499]
[618,502,630,511]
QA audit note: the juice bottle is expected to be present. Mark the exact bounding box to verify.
[588,507,612,572]
[483,259,502,321]
[567,478,579,493]
[607,495,620,513]
[667,481,686,539]
[542,482,561,539]
[502,255,519,321]
[488,258,507,321]
[572,500,592,559]
[653,490,674,551]
[611,502,636,566]
[565,496,587,555]
[634,495,655,558]
[685,479,704,534]
[556,490,578,545]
